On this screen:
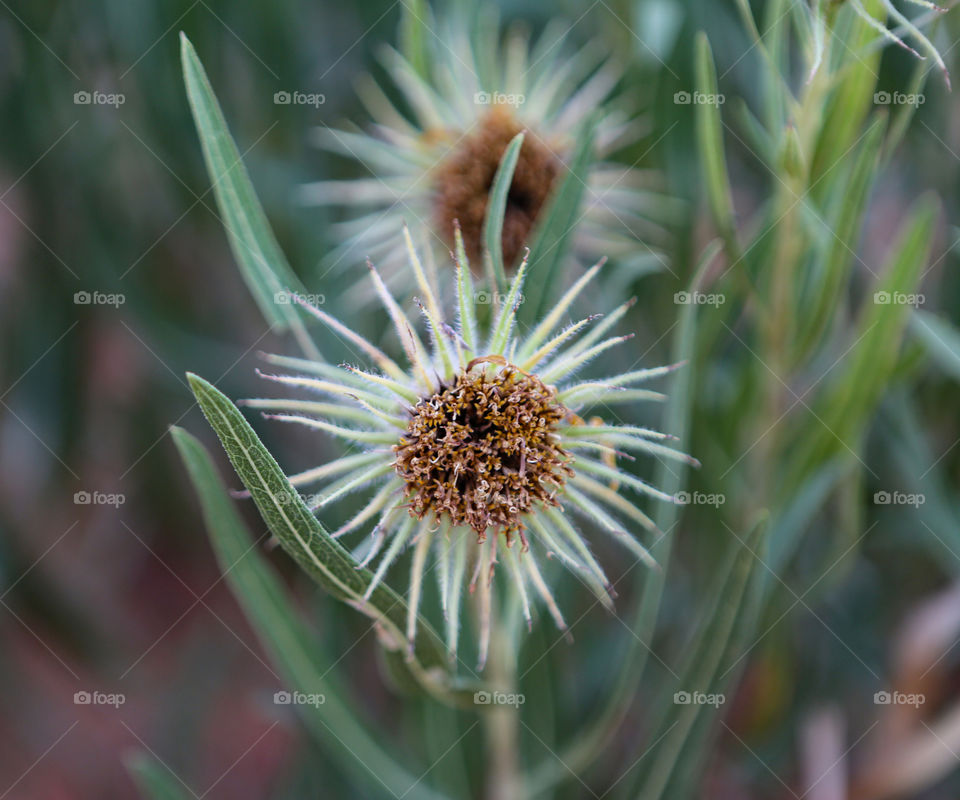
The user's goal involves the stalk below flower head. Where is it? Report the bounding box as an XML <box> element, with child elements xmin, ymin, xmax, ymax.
<box><xmin>300</xmin><ymin>6</ymin><xmax>675</xmax><ymax>304</ymax></box>
<box><xmin>242</xmin><ymin>228</ymin><xmax>696</xmax><ymax>668</ymax></box>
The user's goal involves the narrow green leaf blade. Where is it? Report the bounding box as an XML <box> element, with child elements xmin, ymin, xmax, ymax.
<box><xmin>183</xmin><ymin>372</ymin><xmax>482</xmax><ymax>705</ymax></box>
<box><xmin>881</xmin><ymin>397</ymin><xmax>960</xmax><ymax>566</ymax></box>
<box><xmin>767</xmin><ymin>459</ymin><xmax>852</xmax><ymax>573</ymax></box>
<box><xmin>808</xmin><ymin>1</ymin><xmax>882</xmax><ymax>197</ymax></box>
<box><xmin>170</xmin><ymin>426</ymin><xmax>451</xmax><ymax>800</ymax></box>
<box><xmin>911</xmin><ymin>310</ymin><xmax>960</xmax><ymax>382</ymax></box>
<box><xmin>635</xmin><ymin>516</ymin><xmax>768</xmax><ymax>800</ymax></box>
<box><xmin>795</xmin><ymin>115</ymin><xmax>885</xmax><ymax>358</ymax></box>
<box><xmin>659</xmin><ymin>519</ymin><xmax>769</xmax><ymax>799</ymax></box>
<box><xmin>788</xmin><ymin>195</ymin><xmax>937</xmax><ymax>485</ymax></box>
<box><xmin>180</xmin><ymin>33</ymin><xmax>315</xmax><ymax>353</ymax></box>
<box><xmin>399</xmin><ymin>0</ymin><xmax>430</xmax><ymax>79</ymax></box>
<box><xmin>521</xmin><ymin>113</ymin><xmax>598</xmax><ymax>321</ymax></box>
<box><xmin>483</xmin><ymin>132</ymin><xmax>524</xmax><ymax>294</ymax></box>
<box><xmin>126</xmin><ymin>754</ymin><xmax>192</xmax><ymax>800</ymax></box>
<box><xmin>695</xmin><ymin>33</ymin><xmax>739</xmax><ymax>262</ymax></box>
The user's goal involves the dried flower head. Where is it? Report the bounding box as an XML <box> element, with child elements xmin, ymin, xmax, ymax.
<box><xmin>395</xmin><ymin>359</ymin><xmax>572</xmax><ymax>536</ymax></box>
<box><xmin>431</xmin><ymin>107</ymin><xmax>560</xmax><ymax>269</ymax></box>
<box><xmin>244</xmin><ymin>229</ymin><xmax>695</xmax><ymax>667</ymax></box>
<box><xmin>300</xmin><ymin>9</ymin><xmax>673</xmax><ymax>303</ymax></box>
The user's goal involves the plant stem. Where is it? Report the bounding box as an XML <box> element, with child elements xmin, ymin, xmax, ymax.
<box><xmin>484</xmin><ymin>614</ymin><xmax>522</xmax><ymax>800</ymax></box>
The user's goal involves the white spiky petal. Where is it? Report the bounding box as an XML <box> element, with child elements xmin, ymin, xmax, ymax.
<box><xmin>252</xmin><ymin>235</ymin><xmax>696</xmax><ymax>669</ymax></box>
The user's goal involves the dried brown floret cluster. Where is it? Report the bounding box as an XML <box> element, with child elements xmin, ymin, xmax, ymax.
<box><xmin>394</xmin><ymin>360</ymin><xmax>573</xmax><ymax>540</ymax></box>
<box><xmin>431</xmin><ymin>107</ymin><xmax>560</xmax><ymax>269</ymax></box>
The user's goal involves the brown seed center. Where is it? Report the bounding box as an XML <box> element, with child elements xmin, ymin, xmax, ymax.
<box><xmin>431</xmin><ymin>107</ymin><xmax>560</xmax><ymax>270</ymax></box>
<box><xmin>394</xmin><ymin>363</ymin><xmax>572</xmax><ymax>538</ymax></box>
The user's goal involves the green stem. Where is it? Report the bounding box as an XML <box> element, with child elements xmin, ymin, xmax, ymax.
<box><xmin>757</xmin><ymin>62</ymin><xmax>828</xmax><ymax>501</ymax></box>
<box><xmin>484</xmin><ymin>615</ymin><xmax>522</xmax><ymax>800</ymax></box>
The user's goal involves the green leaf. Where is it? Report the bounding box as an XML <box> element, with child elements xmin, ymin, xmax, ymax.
<box><xmin>881</xmin><ymin>397</ymin><xmax>960</xmax><ymax>567</ymax></box>
<box><xmin>634</xmin><ymin>515</ymin><xmax>769</xmax><ymax>800</ymax></box>
<box><xmin>767</xmin><ymin>458</ymin><xmax>852</xmax><ymax>573</ymax></box>
<box><xmin>180</xmin><ymin>34</ymin><xmax>318</xmax><ymax>357</ymax></box>
<box><xmin>183</xmin><ymin>373</ymin><xmax>484</xmax><ymax>707</ymax></box>
<box><xmin>399</xmin><ymin>0</ymin><xmax>430</xmax><ymax>79</ymax></box>
<box><xmin>911</xmin><ymin>310</ymin><xmax>960</xmax><ymax>382</ymax></box>
<box><xmin>658</xmin><ymin>519</ymin><xmax>769</xmax><ymax>800</ymax></box>
<box><xmin>730</xmin><ymin>0</ymin><xmax>792</xmax><ymax>135</ymax></box>
<box><xmin>521</xmin><ymin>112</ymin><xmax>598</xmax><ymax>322</ymax></box>
<box><xmin>695</xmin><ymin>33</ymin><xmax>739</xmax><ymax>263</ymax></box>
<box><xmin>483</xmin><ymin>131</ymin><xmax>524</xmax><ymax>294</ymax></box>
<box><xmin>884</xmin><ymin>59</ymin><xmax>931</xmax><ymax>162</ymax></box>
<box><xmin>760</xmin><ymin>0</ymin><xmax>791</xmax><ymax>132</ymax></box>
<box><xmin>734</xmin><ymin>99</ymin><xmax>775</xmax><ymax>167</ymax></box>
<box><xmin>126</xmin><ymin>754</ymin><xmax>192</xmax><ymax>800</ymax></box>
<box><xmin>808</xmin><ymin>0</ymin><xmax>882</xmax><ymax>198</ymax></box>
<box><xmin>171</xmin><ymin>426</ymin><xmax>451</xmax><ymax>800</ymax></box>
<box><xmin>795</xmin><ymin>115</ymin><xmax>885</xmax><ymax>359</ymax></box>
<box><xmin>787</xmin><ymin>195</ymin><xmax>938</xmax><ymax>487</ymax></box>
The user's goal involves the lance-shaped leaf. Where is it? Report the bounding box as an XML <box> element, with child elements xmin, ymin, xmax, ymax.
<box><xmin>399</xmin><ymin>0</ymin><xmax>430</xmax><ymax>80</ymax></box>
<box><xmin>171</xmin><ymin>426</ymin><xmax>452</xmax><ymax>800</ymax></box>
<box><xmin>911</xmin><ymin>310</ymin><xmax>960</xmax><ymax>383</ymax></box>
<box><xmin>880</xmin><ymin>397</ymin><xmax>960</xmax><ymax>569</ymax></box>
<box><xmin>521</xmin><ymin>112</ymin><xmax>598</xmax><ymax>321</ymax></box>
<box><xmin>184</xmin><ymin>372</ymin><xmax>484</xmax><ymax>707</ymax></box>
<box><xmin>657</xmin><ymin>519</ymin><xmax>769</xmax><ymax>800</ymax></box>
<box><xmin>795</xmin><ymin>115</ymin><xmax>885</xmax><ymax>360</ymax></box>
<box><xmin>126</xmin><ymin>754</ymin><xmax>192</xmax><ymax>800</ymax></box>
<box><xmin>633</xmin><ymin>515</ymin><xmax>768</xmax><ymax>800</ymax></box>
<box><xmin>180</xmin><ymin>34</ymin><xmax>317</xmax><ymax>357</ymax></box>
<box><xmin>483</xmin><ymin>131</ymin><xmax>524</xmax><ymax>293</ymax></box>
<box><xmin>807</xmin><ymin>0</ymin><xmax>882</xmax><ymax>200</ymax></box>
<box><xmin>786</xmin><ymin>195</ymin><xmax>937</xmax><ymax>487</ymax></box>
<box><xmin>695</xmin><ymin>33</ymin><xmax>739</xmax><ymax>263</ymax></box>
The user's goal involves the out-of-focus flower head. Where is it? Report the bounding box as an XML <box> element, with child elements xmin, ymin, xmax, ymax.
<box><xmin>301</xmin><ymin>5</ymin><xmax>675</xmax><ymax>304</ymax></box>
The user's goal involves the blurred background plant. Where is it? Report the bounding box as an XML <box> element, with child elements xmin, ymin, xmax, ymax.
<box><xmin>4</xmin><ymin>0</ymin><xmax>960</xmax><ymax>798</ymax></box>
